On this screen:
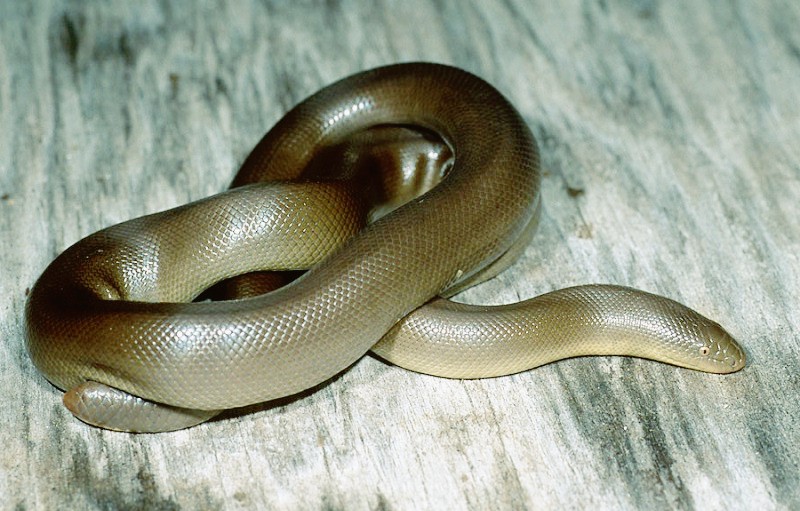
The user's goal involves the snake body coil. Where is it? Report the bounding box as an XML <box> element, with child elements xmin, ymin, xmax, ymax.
<box><xmin>25</xmin><ymin>64</ymin><xmax>745</xmax><ymax>432</ymax></box>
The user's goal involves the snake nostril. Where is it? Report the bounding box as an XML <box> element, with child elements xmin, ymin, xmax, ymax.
<box><xmin>700</xmin><ymin>346</ymin><xmax>710</xmax><ymax>356</ymax></box>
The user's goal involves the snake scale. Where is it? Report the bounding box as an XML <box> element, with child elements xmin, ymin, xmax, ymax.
<box><xmin>25</xmin><ymin>63</ymin><xmax>745</xmax><ymax>432</ymax></box>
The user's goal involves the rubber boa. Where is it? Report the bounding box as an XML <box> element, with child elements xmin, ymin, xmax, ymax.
<box><xmin>25</xmin><ymin>63</ymin><xmax>745</xmax><ymax>432</ymax></box>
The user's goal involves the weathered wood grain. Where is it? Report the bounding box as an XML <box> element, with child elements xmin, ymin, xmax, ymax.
<box><xmin>2</xmin><ymin>1</ymin><xmax>799</xmax><ymax>509</ymax></box>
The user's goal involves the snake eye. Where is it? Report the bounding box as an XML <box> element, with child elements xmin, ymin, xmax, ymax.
<box><xmin>699</xmin><ymin>346</ymin><xmax>711</xmax><ymax>356</ymax></box>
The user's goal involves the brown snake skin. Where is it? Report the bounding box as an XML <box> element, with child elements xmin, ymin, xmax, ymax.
<box><xmin>25</xmin><ymin>63</ymin><xmax>745</xmax><ymax>432</ymax></box>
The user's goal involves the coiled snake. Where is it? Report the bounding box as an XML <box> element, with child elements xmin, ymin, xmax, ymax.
<box><xmin>25</xmin><ymin>63</ymin><xmax>745</xmax><ymax>432</ymax></box>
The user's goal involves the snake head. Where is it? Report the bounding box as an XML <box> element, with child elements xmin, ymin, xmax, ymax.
<box><xmin>694</xmin><ymin>322</ymin><xmax>746</xmax><ymax>373</ymax></box>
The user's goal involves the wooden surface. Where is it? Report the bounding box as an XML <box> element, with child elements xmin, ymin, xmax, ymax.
<box><xmin>2</xmin><ymin>1</ymin><xmax>799</xmax><ymax>509</ymax></box>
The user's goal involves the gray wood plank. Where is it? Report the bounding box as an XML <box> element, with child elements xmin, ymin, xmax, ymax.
<box><xmin>2</xmin><ymin>1</ymin><xmax>798</xmax><ymax>509</ymax></box>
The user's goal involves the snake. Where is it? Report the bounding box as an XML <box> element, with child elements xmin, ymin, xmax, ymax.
<box><xmin>24</xmin><ymin>63</ymin><xmax>746</xmax><ymax>433</ymax></box>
